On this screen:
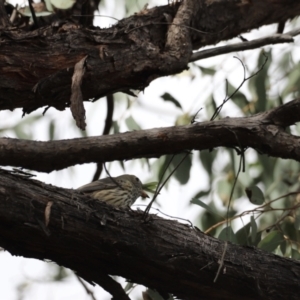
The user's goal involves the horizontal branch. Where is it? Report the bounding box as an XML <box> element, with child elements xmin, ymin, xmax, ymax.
<box><xmin>1</xmin><ymin>98</ymin><xmax>300</xmax><ymax>173</ymax></box>
<box><xmin>0</xmin><ymin>169</ymin><xmax>300</xmax><ymax>299</ymax></box>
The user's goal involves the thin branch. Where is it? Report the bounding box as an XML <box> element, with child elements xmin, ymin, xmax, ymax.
<box><xmin>210</xmin><ymin>54</ymin><xmax>268</xmax><ymax>120</ymax></box>
<box><xmin>143</xmin><ymin>154</ymin><xmax>175</xmax><ymax>216</ymax></box>
<box><xmin>190</xmin><ymin>28</ymin><xmax>300</xmax><ymax>63</ymax></box>
<box><xmin>92</xmin><ymin>94</ymin><xmax>114</xmax><ymax>181</ymax></box>
<box><xmin>90</xmin><ymin>272</ymin><xmax>130</xmax><ymax>300</ymax></box>
<box><xmin>204</xmin><ymin>191</ymin><xmax>300</xmax><ymax>235</ymax></box>
<box><xmin>76</xmin><ymin>275</ymin><xmax>97</xmax><ymax>300</ymax></box>
<box><xmin>28</xmin><ymin>0</ymin><xmax>38</xmax><ymax>28</ymax></box>
<box><xmin>144</xmin><ymin>152</ymin><xmax>190</xmax><ymax>216</ymax></box>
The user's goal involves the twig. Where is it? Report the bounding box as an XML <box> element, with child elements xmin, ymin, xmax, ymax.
<box><xmin>135</xmin><ymin>204</ymin><xmax>193</xmax><ymax>228</ymax></box>
<box><xmin>214</xmin><ymin>242</ymin><xmax>227</xmax><ymax>283</ymax></box>
<box><xmin>72</xmin><ymin>14</ymin><xmax>119</xmax><ymax>21</ymax></box>
<box><xmin>190</xmin><ymin>31</ymin><xmax>300</xmax><ymax>63</ymax></box>
<box><xmin>76</xmin><ymin>275</ymin><xmax>97</xmax><ymax>300</ymax></box>
<box><xmin>144</xmin><ymin>152</ymin><xmax>190</xmax><ymax>217</ymax></box>
<box><xmin>204</xmin><ymin>191</ymin><xmax>300</xmax><ymax>235</ymax></box>
<box><xmin>143</xmin><ymin>155</ymin><xmax>175</xmax><ymax>216</ymax></box>
<box><xmin>103</xmin><ymin>163</ymin><xmax>124</xmax><ymax>190</ymax></box>
<box><xmin>210</xmin><ymin>54</ymin><xmax>268</xmax><ymax>121</ymax></box>
<box><xmin>92</xmin><ymin>94</ymin><xmax>114</xmax><ymax>181</ymax></box>
<box><xmin>28</xmin><ymin>0</ymin><xmax>38</xmax><ymax>28</ymax></box>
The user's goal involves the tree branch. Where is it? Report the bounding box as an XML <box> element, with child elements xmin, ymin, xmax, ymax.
<box><xmin>0</xmin><ymin>169</ymin><xmax>299</xmax><ymax>300</ymax></box>
<box><xmin>1</xmin><ymin>98</ymin><xmax>300</xmax><ymax>173</ymax></box>
<box><xmin>1</xmin><ymin>0</ymin><xmax>300</xmax><ymax>113</ymax></box>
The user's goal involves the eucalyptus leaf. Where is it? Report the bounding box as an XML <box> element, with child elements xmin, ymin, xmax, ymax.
<box><xmin>50</xmin><ymin>0</ymin><xmax>76</xmax><ymax>10</ymax></box>
<box><xmin>245</xmin><ymin>186</ymin><xmax>265</xmax><ymax>205</ymax></box>
<box><xmin>291</xmin><ymin>249</ymin><xmax>300</xmax><ymax>260</ymax></box>
<box><xmin>250</xmin><ymin>216</ymin><xmax>257</xmax><ymax>243</ymax></box>
<box><xmin>142</xmin><ymin>182</ymin><xmax>158</xmax><ymax>193</ymax></box>
<box><xmin>294</xmin><ymin>209</ymin><xmax>300</xmax><ymax>230</ymax></box>
<box><xmin>198</xmin><ymin>66</ymin><xmax>216</xmax><ymax>76</ymax></box>
<box><xmin>125</xmin><ymin>115</ymin><xmax>141</xmax><ymax>131</ymax></box>
<box><xmin>258</xmin><ymin>231</ymin><xmax>284</xmax><ymax>252</ymax></box>
<box><xmin>236</xmin><ymin>222</ymin><xmax>251</xmax><ymax>245</ymax></box>
<box><xmin>191</xmin><ymin>198</ymin><xmax>223</xmax><ymax>218</ymax></box>
<box><xmin>160</xmin><ymin>92</ymin><xmax>182</xmax><ymax>109</ymax></box>
<box><xmin>218</xmin><ymin>226</ymin><xmax>237</xmax><ymax>243</ymax></box>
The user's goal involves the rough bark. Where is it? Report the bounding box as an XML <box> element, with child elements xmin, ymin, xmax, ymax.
<box><xmin>0</xmin><ymin>169</ymin><xmax>299</xmax><ymax>300</ymax></box>
<box><xmin>0</xmin><ymin>0</ymin><xmax>300</xmax><ymax>114</ymax></box>
<box><xmin>1</xmin><ymin>98</ymin><xmax>300</xmax><ymax>173</ymax></box>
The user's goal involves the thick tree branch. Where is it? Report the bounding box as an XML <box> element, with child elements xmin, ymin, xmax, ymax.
<box><xmin>1</xmin><ymin>98</ymin><xmax>300</xmax><ymax>173</ymax></box>
<box><xmin>0</xmin><ymin>169</ymin><xmax>299</xmax><ymax>300</ymax></box>
<box><xmin>1</xmin><ymin>0</ymin><xmax>300</xmax><ymax>114</ymax></box>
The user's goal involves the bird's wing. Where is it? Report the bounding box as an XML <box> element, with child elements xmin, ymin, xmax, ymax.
<box><xmin>77</xmin><ymin>178</ymin><xmax>117</xmax><ymax>193</ymax></box>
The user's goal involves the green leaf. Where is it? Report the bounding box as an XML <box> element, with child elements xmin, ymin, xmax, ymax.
<box><xmin>49</xmin><ymin>120</ymin><xmax>55</xmax><ymax>140</ymax></box>
<box><xmin>250</xmin><ymin>216</ymin><xmax>257</xmax><ymax>243</ymax></box>
<box><xmin>142</xmin><ymin>181</ymin><xmax>158</xmax><ymax>193</ymax></box>
<box><xmin>175</xmin><ymin>113</ymin><xmax>190</xmax><ymax>125</ymax></box>
<box><xmin>112</xmin><ymin>121</ymin><xmax>120</xmax><ymax>133</ymax></box>
<box><xmin>245</xmin><ymin>186</ymin><xmax>265</xmax><ymax>205</ymax></box>
<box><xmin>205</xmin><ymin>95</ymin><xmax>217</xmax><ymax>119</ymax></box>
<box><xmin>294</xmin><ymin>209</ymin><xmax>300</xmax><ymax>230</ymax></box>
<box><xmin>124</xmin><ymin>282</ymin><xmax>134</xmax><ymax>293</ymax></box>
<box><xmin>125</xmin><ymin>116</ymin><xmax>141</xmax><ymax>131</ymax></box>
<box><xmin>146</xmin><ymin>289</ymin><xmax>170</xmax><ymax>300</ymax></box>
<box><xmin>199</xmin><ymin>149</ymin><xmax>217</xmax><ymax>177</ymax></box>
<box><xmin>248</xmin><ymin>50</ymin><xmax>272</xmax><ymax>112</ymax></box>
<box><xmin>191</xmin><ymin>198</ymin><xmax>224</xmax><ymax>218</ymax></box>
<box><xmin>280</xmin><ymin>240</ymin><xmax>287</xmax><ymax>256</ymax></box>
<box><xmin>44</xmin><ymin>0</ymin><xmax>54</xmax><ymax>12</ymax></box>
<box><xmin>160</xmin><ymin>92</ymin><xmax>182</xmax><ymax>109</ymax></box>
<box><xmin>172</xmin><ymin>153</ymin><xmax>191</xmax><ymax>184</ymax></box>
<box><xmin>258</xmin><ymin>156</ymin><xmax>276</xmax><ymax>186</ymax></box>
<box><xmin>282</xmin><ymin>62</ymin><xmax>300</xmax><ymax>98</ymax></box>
<box><xmin>198</xmin><ymin>66</ymin><xmax>216</xmax><ymax>76</ymax></box>
<box><xmin>291</xmin><ymin>249</ymin><xmax>300</xmax><ymax>260</ymax></box>
<box><xmin>192</xmin><ymin>189</ymin><xmax>210</xmax><ymax>199</ymax></box>
<box><xmin>226</xmin><ymin>81</ymin><xmax>249</xmax><ymax>111</ymax></box>
<box><xmin>236</xmin><ymin>222</ymin><xmax>251</xmax><ymax>245</ymax></box>
<box><xmin>258</xmin><ymin>231</ymin><xmax>284</xmax><ymax>252</ymax></box>
<box><xmin>218</xmin><ymin>226</ymin><xmax>237</xmax><ymax>243</ymax></box>
<box><xmin>50</xmin><ymin>0</ymin><xmax>76</xmax><ymax>10</ymax></box>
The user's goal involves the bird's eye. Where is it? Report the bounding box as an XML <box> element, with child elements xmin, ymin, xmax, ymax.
<box><xmin>135</xmin><ymin>177</ymin><xmax>139</xmax><ymax>182</ymax></box>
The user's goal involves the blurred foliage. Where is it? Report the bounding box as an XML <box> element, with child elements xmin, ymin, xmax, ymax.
<box><xmin>191</xmin><ymin>47</ymin><xmax>300</xmax><ymax>260</ymax></box>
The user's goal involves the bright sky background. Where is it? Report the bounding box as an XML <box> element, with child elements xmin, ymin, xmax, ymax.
<box><xmin>1</xmin><ymin>0</ymin><xmax>300</xmax><ymax>299</ymax></box>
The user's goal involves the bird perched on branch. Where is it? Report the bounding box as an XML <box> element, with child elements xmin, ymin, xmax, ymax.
<box><xmin>77</xmin><ymin>174</ymin><xmax>149</xmax><ymax>208</ymax></box>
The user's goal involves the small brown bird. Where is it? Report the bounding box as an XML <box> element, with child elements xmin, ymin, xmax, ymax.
<box><xmin>77</xmin><ymin>174</ymin><xmax>149</xmax><ymax>208</ymax></box>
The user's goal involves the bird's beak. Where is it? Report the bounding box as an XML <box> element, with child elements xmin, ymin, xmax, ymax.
<box><xmin>141</xmin><ymin>190</ymin><xmax>149</xmax><ymax>199</ymax></box>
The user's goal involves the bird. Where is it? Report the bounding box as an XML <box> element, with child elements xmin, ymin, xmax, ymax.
<box><xmin>77</xmin><ymin>174</ymin><xmax>149</xmax><ymax>208</ymax></box>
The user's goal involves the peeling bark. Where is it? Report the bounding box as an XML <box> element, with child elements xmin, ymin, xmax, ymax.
<box><xmin>0</xmin><ymin>0</ymin><xmax>300</xmax><ymax>114</ymax></box>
